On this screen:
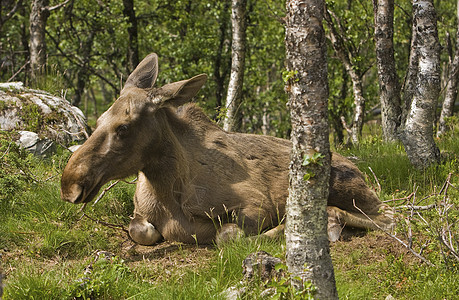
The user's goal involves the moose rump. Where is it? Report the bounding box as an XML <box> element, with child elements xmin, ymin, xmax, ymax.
<box><xmin>60</xmin><ymin>53</ymin><xmax>394</xmax><ymax>245</ymax></box>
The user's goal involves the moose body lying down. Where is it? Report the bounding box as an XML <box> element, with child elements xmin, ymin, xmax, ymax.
<box><xmin>61</xmin><ymin>53</ymin><xmax>394</xmax><ymax>245</ymax></box>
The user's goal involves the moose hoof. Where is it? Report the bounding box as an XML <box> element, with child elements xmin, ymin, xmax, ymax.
<box><xmin>327</xmin><ymin>224</ymin><xmax>342</xmax><ymax>242</ymax></box>
<box><xmin>216</xmin><ymin>223</ymin><xmax>245</xmax><ymax>247</ymax></box>
<box><xmin>129</xmin><ymin>217</ymin><xmax>162</xmax><ymax>245</ymax></box>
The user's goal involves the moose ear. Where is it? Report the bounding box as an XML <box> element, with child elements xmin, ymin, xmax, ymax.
<box><xmin>122</xmin><ymin>53</ymin><xmax>159</xmax><ymax>91</ymax></box>
<box><xmin>159</xmin><ymin>74</ymin><xmax>207</xmax><ymax>107</ymax></box>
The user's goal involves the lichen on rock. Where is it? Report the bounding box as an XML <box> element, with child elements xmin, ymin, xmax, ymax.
<box><xmin>0</xmin><ymin>82</ymin><xmax>89</xmax><ymax>147</ymax></box>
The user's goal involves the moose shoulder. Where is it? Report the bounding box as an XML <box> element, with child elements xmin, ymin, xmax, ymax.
<box><xmin>60</xmin><ymin>53</ymin><xmax>394</xmax><ymax>245</ymax></box>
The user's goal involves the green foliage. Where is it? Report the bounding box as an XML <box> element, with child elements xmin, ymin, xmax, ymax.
<box><xmin>67</xmin><ymin>254</ymin><xmax>132</xmax><ymax>299</ymax></box>
<box><xmin>282</xmin><ymin>70</ymin><xmax>299</xmax><ymax>83</ymax></box>
<box><xmin>0</xmin><ymin>131</ymin><xmax>33</xmax><ymax>206</ymax></box>
<box><xmin>268</xmin><ymin>263</ymin><xmax>315</xmax><ymax>300</ymax></box>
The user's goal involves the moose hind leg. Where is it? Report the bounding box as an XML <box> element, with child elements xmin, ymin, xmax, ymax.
<box><xmin>327</xmin><ymin>205</ymin><xmax>395</xmax><ymax>241</ymax></box>
<box><xmin>129</xmin><ymin>215</ymin><xmax>162</xmax><ymax>245</ymax></box>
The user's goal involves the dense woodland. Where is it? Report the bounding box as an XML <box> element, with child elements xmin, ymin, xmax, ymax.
<box><xmin>0</xmin><ymin>0</ymin><xmax>458</xmax><ymax>162</ymax></box>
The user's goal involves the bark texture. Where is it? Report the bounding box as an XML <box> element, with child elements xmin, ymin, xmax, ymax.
<box><xmin>29</xmin><ymin>0</ymin><xmax>50</xmax><ymax>80</ymax></box>
<box><xmin>223</xmin><ymin>0</ymin><xmax>247</xmax><ymax>132</ymax></box>
<box><xmin>324</xmin><ymin>8</ymin><xmax>366</xmax><ymax>145</ymax></box>
<box><xmin>401</xmin><ymin>0</ymin><xmax>441</xmax><ymax>168</ymax></box>
<box><xmin>122</xmin><ymin>0</ymin><xmax>139</xmax><ymax>73</ymax></box>
<box><xmin>373</xmin><ymin>0</ymin><xmax>402</xmax><ymax>141</ymax></box>
<box><xmin>437</xmin><ymin>0</ymin><xmax>459</xmax><ymax>137</ymax></box>
<box><xmin>285</xmin><ymin>1</ymin><xmax>337</xmax><ymax>298</ymax></box>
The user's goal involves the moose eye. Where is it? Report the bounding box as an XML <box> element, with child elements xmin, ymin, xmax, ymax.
<box><xmin>116</xmin><ymin>124</ymin><xmax>130</xmax><ymax>138</ymax></box>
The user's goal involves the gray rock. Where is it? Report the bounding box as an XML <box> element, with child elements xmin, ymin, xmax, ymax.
<box><xmin>17</xmin><ymin>131</ymin><xmax>56</xmax><ymax>157</ymax></box>
<box><xmin>0</xmin><ymin>82</ymin><xmax>89</xmax><ymax>147</ymax></box>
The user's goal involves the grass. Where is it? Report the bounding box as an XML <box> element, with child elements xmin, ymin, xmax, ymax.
<box><xmin>1</xmin><ymin>126</ymin><xmax>459</xmax><ymax>299</ymax></box>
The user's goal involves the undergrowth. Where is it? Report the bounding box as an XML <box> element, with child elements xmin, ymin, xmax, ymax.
<box><xmin>1</xmin><ymin>127</ymin><xmax>458</xmax><ymax>299</ymax></box>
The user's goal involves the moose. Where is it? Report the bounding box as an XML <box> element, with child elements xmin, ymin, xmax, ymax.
<box><xmin>61</xmin><ymin>53</ymin><xmax>394</xmax><ymax>245</ymax></box>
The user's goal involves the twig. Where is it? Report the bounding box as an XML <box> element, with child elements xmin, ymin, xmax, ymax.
<box><xmin>396</xmin><ymin>204</ymin><xmax>436</xmax><ymax>211</ymax></box>
<box><xmin>92</xmin><ymin>177</ymin><xmax>137</xmax><ymax>206</ymax></box>
<box><xmin>368</xmin><ymin>166</ymin><xmax>381</xmax><ymax>193</ymax></box>
<box><xmin>352</xmin><ymin>200</ymin><xmax>435</xmax><ymax>267</ymax></box>
<box><xmin>81</xmin><ymin>212</ymin><xmax>130</xmax><ymax>236</ymax></box>
<box><xmin>93</xmin><ymin>180</ymin><xmax>120</xmax><ymax>206</ymax></box>
<box><xmin>7</xmin><ymin>60</ymin><xmax>29</xmax><ymax>82</ymax></box>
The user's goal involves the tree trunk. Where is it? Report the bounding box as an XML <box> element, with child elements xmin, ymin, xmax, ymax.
<box><xmin>29</xmin><ymin>0</ymin><xmax>50</xmax><ymax>80</ymax></box>
<box><xmin>324</xmin><ymin>8</ymin><xmax>366</xmax><ymax>145</ymax></box>
<box><xmin>285</xmin><ymin>0</ymin><xmax>338</xmax><ymax>298</ymax></box>
<box><xmin>223</xmin><ymin>0</ymin><xmax>247</xmax><ymax>132</ymax></box>
<box><xmin>402</xmin><ymin>10</ymin><xmax>420</xmax><ymax>125</ymax></box>
<box><xmin>213</xmin><ymin>0</ymin><xmax>231</xmax><ymax>111</ymax></box>
<box><xmin>122</xmin><ymin>0</ymin><xmax>139</xmax><ymax>73</ymax></box>
<box><xmin>73</xmin><ymin>31</ymin><xmax>95</xmax><ymax>107</ymax></box>
<box><xmin>401</xmin><ymin>0</ymin><xmax>441</xmax><ymax>168</ymax></box>
<box><xmin>437</xmin><ymin>0</ymin><xmax>459</xmax><ymax>137</ymax></box>
<box><xmin>373</xmin><ymin>0</ymin><xmax>402</xmax><ymax>141</ymax></box>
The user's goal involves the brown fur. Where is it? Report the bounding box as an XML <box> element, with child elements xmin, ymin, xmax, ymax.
<box><xmin>61</xmin><ymin>53</ymin><xmax>393</xmax><ymax>245</ymax></box>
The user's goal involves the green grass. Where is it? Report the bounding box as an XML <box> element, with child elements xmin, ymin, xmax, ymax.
<box><xmin>1</xmin><ymin>127</ymin><xmax>459</xmax><ymax>299</ymax></box>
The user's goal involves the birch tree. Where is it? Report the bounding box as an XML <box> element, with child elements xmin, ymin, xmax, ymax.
<box><xmin>437</xmin><ymin>0</ymin><xmax>459</xmax><ymax>137</ymax></box>
<box><xmin>285</xmin><ymin>0</ymin><xmax>338</xmax><ymax>298</ymax></box>
<box><xmin>401</xmin><ymin>0</ymin><xmax>441</xmax><ymax>168</ymax></box>
<box><xmin>324</xmin><ymin>6</ymin><xmax>367</xmax><ymax>145</ymax></box>
<box><xmin>29</xmin><ymin>0</ymin><xmax>69</xmax><ymax>80</ymax></box>
<box><xmin>373</xmin><ymin>0</ymin><xmax>402</xmax><ymax>141</ymax></box>
<box><xmin>223</xmin><ymin>0</ymin><xmax>247</xmax><ymax>132</ymax></box>
<box><xmin>29</xmin><ymin>0</ymin><xmax>50</xmax><ymax>80</ymax></box>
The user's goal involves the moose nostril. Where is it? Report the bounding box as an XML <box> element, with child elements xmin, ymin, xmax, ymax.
<box><xmin>62</xmin><ymin>184</ymin><xmax>84</xmax><ymax>203</ymax></box>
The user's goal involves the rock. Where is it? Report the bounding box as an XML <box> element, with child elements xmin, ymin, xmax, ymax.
<box><xmin>0</xmin><ymin>82</ymin><xmax>89</xmax><ymax>149</ymax></box>
<box><xmin>242</xmin><ymin>251</ymin><xmax>284</xmax><ymax>282</ymax></box>
<box><xmin>221</xmin><ymin>285</ymin><xmax>246</xmax><ymax>300</ymax></box>
<box><xmin>17</xmin><ymin>131</ymin><xmax>56</xmax><ymax>157</ymax></box>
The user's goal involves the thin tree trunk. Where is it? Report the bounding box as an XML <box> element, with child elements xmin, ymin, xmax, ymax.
<box><xmin>29</xmin><ymin>0</ymin><xmax>69</xmax><ymax>81</ymax></box>
<box><xmin>402</xmin><ymin>13</ymin><xmax>420</xmax><ymax>125</ymax></box>
<box><xmin>285</xmin><ymin>0</ymin><xmax>337</xmax><ymax>298</ymax></box>
<box><xmin>437</xmin><ymin>0</ymin><xmax>459</xmax><ymax>137</ymax></box>
<box><xmin>401</xmin><ymin>0</ymin><xmax>441</xmax><ymax>168</ymax></box>
<box><xmin>223</xmin><ymin>0</ymin><xmax>247</xmax><ymax>132</ymax></box>
<box><xmin>123</xmin><ymin>0</ymin><xmax>139</xmax><ymax>73</ymax></box>
<box><xmin>213</xmin><ymin>0</ymin><xmax>231</xmax><ymax>111</ymax></box>
<box><xmin>73</xmin><ymin>31</ymin><xmax>95</xmax><ymax>107</ymax></box>
<box><xmin>324</xmin><ymin>8</ymin><xmax>366</xmax><ymax>144</ymax></box>
<box><xmin>373</xmin><ymin>0</ymin><xmax>402</xmax><ymax>141</ymax></box>
<box><xmin>29</xmin><ymin>0</ymin><xmax>50</xmax><ymax>80</ymax></box>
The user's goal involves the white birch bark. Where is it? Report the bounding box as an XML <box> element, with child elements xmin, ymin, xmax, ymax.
<box><xmin>373</xmin><ymin>0</ymin><xmax>402</xmax><ymax>141</ymax></box>
<box><xmin>223</xmin><ymin>0</ymin><xmax>247</xmax><ymax>132</ymax></box>
<box><xmin>401</xmin><ymin>0</ymin><xmax>441</xmax><ymax>168</ymax></box>
<box><xmin>437</xmin><ymin>0</ymin><xmax>459</xmax><ymax>138</ymax></box>
<box><xmin>285</xmin><ymin>0</ymin><xmax>338</xmax><ymax>298</ymax></box>
<box><xmin>29</xmin><ymin>0</ymin><xmax>50</xmax><ymax>80</ymax></box>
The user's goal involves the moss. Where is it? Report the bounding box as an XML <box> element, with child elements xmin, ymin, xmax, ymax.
<box><xmin>20</xmin><ymin>102</ymin><xmax>43</xmax><ymax>133</ymax></box>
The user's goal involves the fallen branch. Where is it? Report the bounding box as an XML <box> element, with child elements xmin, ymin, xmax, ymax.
<box><xmin>395</xmin><ymin>204</ymin><xmax>436</xmax><ymax>211</ymax></box>
<box><xmin>81</xmin><ymin>212</ymin><xmax>130</xmax><ymax>236</ymax></box>
<box><xmin>352</xmin><ymin>200</ymin><xmax>435</xmax><ymax>267</ymax></box>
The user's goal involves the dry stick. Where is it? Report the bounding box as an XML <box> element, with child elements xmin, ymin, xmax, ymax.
<box><xmin>368</xmin><ymin>166</ymin><xmax>381</xmax><ymax>193</ymax></box>
<box><xmin>92</xmin><ymin>177</ymin><xmax>137</xmax><ymax>206</ymax></box>
<box><xmin>352</xmin><ymin>200</ymin><xmax>435</xmax><ymax>267</ymax></box>
<box><xmin>77</xmin><ymin>178</ymin><xmax>138</xmax><ymax>240</ymax></box>
<box><xmin>383</xmin><ymin>191</ymin><xmax>415</xmax><ymax>204</ymax></box>
<box><xmin>81</xmin><ymin>212</ymin><xmax>130</xmax><ymax>236</ymax></box>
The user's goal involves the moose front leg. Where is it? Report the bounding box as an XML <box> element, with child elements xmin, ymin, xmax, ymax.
<box><xmin>129</xmin><ymin>214</ymin><xmax>162</xmax><ymax>245</ymax></box>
